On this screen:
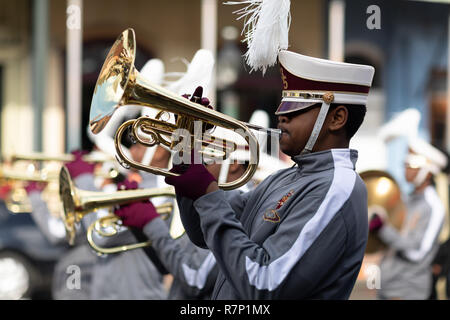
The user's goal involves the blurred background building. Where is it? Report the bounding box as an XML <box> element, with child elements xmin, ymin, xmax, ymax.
<box><xmin>1</xmin><ymin>0</ymin><xmax>450</xmax><ymax>299</ymax></box>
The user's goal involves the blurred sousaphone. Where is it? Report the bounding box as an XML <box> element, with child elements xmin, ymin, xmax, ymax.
<box><xmin>360</xmin><ymin>170</ymin><xmax>406</xmax><ymax>253</ymax></box>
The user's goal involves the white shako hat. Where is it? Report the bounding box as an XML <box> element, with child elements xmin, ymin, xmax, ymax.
<box><xmin>406</xmin><ymin>137</ymin><xmax>448</xmax><ymax>186</ymax></box>
<box><xmin>276</xmin><ymin>51</ymin><xmax>375</xmax><ymax>114</ymax></box>
<box><xmin>275</xmin><ymin>50</ymin><xmax>375</xmax><ymax>154</ymax></box>
<box><xmin>378</xmin><ymin>108</ymin><xmax>421</xmax><ymax>143</ymax></box>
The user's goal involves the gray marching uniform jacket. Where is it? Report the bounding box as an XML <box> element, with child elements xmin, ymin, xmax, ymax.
<box><xmin>27</xmin><ymin>174</ymin><xmax>99</xmax><ymax>299</ymax></box>
<box><xmin>378</xmin><ymin>185</ymin><xmax>445</xmax><ymax>300</ymax></box>
<box><xmin>178</xmin><ymin>149</ymin><xmax>368</xmax><ymax>299</ymax></box>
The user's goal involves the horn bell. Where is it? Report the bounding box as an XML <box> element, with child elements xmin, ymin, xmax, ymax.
<box><xmin>360</xmin><ymin>170</ymin><xmax>406</xmax><ymax>254</ymax></box>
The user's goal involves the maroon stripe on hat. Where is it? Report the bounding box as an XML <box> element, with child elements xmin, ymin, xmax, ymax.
<box><xmin>280</xmin><ymin>65</ymin><xmax>370</xmax><ymax>94</ymax></box>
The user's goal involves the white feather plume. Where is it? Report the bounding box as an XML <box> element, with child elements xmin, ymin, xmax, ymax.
<box><xmin>225</xmin><ymin>0</ymin><xmax>291</xmax><ymax>74</ymax></box>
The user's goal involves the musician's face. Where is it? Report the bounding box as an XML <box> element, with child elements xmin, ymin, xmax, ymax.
<box><xmin>404</xmin><ymin>165</ymin><xmax>419</xmax><ymax>183</ymax></box>
<box><xmin>277</xmin><ymin>105</ymin><xmax>321</xmax><ymax>157</ymax></box>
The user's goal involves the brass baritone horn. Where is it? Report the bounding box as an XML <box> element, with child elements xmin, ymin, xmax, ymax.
<box><xmin>360</xmin><ymin>170</ymin><xmax>406</xmax><ymax>254</ymax></box>
<box><xmin>10</xmin><ymin>151</ymin><xmax>120</xmax><ymax>181</ymax></box>
<box><xmin>88</xmin><ymin>28</ymin><xmax>275</xmax><ymax>190</ymax></box>
<box><xmin>59</xmin><ymin>165</ymin><xmax>178</xmax><ymax>247</ymax></box>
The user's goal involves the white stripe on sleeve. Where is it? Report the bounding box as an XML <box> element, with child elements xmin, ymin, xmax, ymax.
<box><xmin>404</xmin><ymin>186</ymin><xmax>445</xmax><ymax>262</ymax></box>
<box><xmin>181</xmin><ymin>252</ymin><xmax>216</xmax><ymax>290</ymax></box>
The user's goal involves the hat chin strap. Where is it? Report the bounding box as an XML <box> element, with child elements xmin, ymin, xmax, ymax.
<box><xmin>301</xmin><ymin>101</ymin><xmax>331</xmax><ymax>155</ymax></box>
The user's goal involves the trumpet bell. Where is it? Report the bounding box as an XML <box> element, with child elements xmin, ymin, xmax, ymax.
<box><xmin>360</xmin><ymin>170</ymin><xmax>406</xmax><ymax>254</ymax></box>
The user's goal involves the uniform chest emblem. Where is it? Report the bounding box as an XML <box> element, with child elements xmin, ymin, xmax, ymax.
<box><xmin>263</xmin><ymin>190</ymin><xmax>295</xmax><ymax>223</ymax></box>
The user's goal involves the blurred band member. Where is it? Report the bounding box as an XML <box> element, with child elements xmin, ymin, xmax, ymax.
<box><xmin>87</xmin><ymin>144</ymin><xmax>168</xmax><ymax>300</ymax></box>
<box><xmin>371</xmin><ymin>138</ymin><xmax>447</xmax><ymax>300</ymax></box>
<box><xmin>51</xmin><ymin>149</ymin><xmax>99</xmax><ymax>300</ymax></box>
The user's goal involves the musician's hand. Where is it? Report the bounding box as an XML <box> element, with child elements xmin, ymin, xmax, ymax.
<box><xmin>65</xmin><ymin>150</ymin><xmax>96</xmax><ymax>179</ymax></box>
<box><xmin>432</xmin><ymin>264</ymin><xmax>442</xmax><ymax>276</ymax></box>
<box><xmin>165</xmin><ymin>151</ymin><xmax>217</xmax><ymax>201</ymax></box>
<box><xmin>114</xmin><ymin>179</ymin><xmax>159</xmax><ymax>229</ymax></box>
<box><xmin>369</xmin><ymin>213</ymin><xmax>384</xmax><ymax>233</ymax></box>
<box><xmin>182</xmin><ymin>86</ymin><xmax>213</xmax><ymax>109</ymax></box>
<box><xmin>24</xmin><ymin>181</ymin><xmax>47</xmax><ymax>195</ymax></box>
<box><xmin>182</xmin><ymin>86</ymin><xmax>214</xmax><ymax>131</ymax></box>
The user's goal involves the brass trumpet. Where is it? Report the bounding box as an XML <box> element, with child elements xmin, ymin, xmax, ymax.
<box><xmin>88</xmin><ymin>28</ymin><xmax>279</xmax><ymax>190</ymax></box>
<box><xmin>86</xmin><ymin>200</ymin><xmax>184</xmax><ymax>255</ymax></box>
<box><xmin>0</xmin><ymin>159</ymin><xmax>119</xmax><ymax>214</ymax></box>
<box><xmin>59</xmin><ymin>165</ymin><xmax>178</xmax><ymax>247</ymax></box>
<box><xmin>0</xmin><ymin>166</ymin><xmax>58</xmax><ymax>214</ymax></box>
<box><xmin>360</xmin><ymin>170</ymin><xmax>406</xmax><ymax>254</ymax></box>
<box><xmin>10</xmin><ymin>152</ymin><xmax>115</xmax><ymax>164</ymax></box>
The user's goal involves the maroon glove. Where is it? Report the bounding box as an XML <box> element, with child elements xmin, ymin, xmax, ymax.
<box><xmin>182</xmin><ymin>86</ymin><xmax>213</xmax><ymax>109</ymax></box>
<box><xmin>65</xmin><ymin>150</ymin><xmax>96</xmax><ymax>179</ymax></box>
<box><xmin>117</xmin><ymin>179</ymin><xmax>139</xmax><ymax>191</ymax></box>
<box><xmin>0</xmin><ymin>184</ymin><xmax>12</xmax><ymax>200</ymax></box>
<box><xmin>182</xmin><ymin>86</ymin><xmax>214</xmax><ymax>131</ymax></box>
<box><xmin>165</xmin><ymin>151</ymin><xmax>217</xmax><ymax>201</ymax></box>
<box><xmin>24</xmin><ymin>181</ymin><xmax>47</xmax><ymax>195</ymax></box>
<box><xmin>369</xmin><ymin>214</ymin><xmax>384</xmax><ymax>233</ymax></box>
<box><xmin>114</xmin><ymin>179</ymin><xmax>159</xmax><ymax>229</ymax></box>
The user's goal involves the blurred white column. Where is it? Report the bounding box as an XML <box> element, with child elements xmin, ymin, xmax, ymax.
<box><xmin>201</xmin><ymin>0</ymin><xmax>217</xmax><ymax>106</ymax></box>
<box><xmin>32</xmin><ymin>0</ymin><xmax>49</xmax><ymax>152</ymax></box>
<box><xmin>66</xmin><ymin>0</ymin><xmax>83</xmax><ymax>152</ymax></box>
<box><xmin>328</xmin><ymin>0</ymin><xmax>345</xmax><ymax>62</ymax></box>
<box><xmin>44</xmin><ymin>50</ymin><xmax>65</xmax><ymax>155</ymax></box>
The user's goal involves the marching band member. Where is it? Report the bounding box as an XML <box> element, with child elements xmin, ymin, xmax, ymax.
<box><xmin>24</xmin><ymin>181</ymin><xmax>66</xmax><ymax>246</ymax></box>
<box><xmin>164</xmin><ymin>49</ymin><xmax>375</xmax><ymax>299</ymax></box>
<box><xmin>51</xmin><ymin>149</ymin><xmax>100</xmax><ymax>300</ymax></box>
<box><xmin>372</xmin><ymin>138</ymin><xmax>447</xmax><ymax>300</ymax></box>
<box><xmin>87</xmin><ymin>148</ymin><xmax>168</xmax><ymax>300</ymax></box>
<box><xmin>86</xmin><ymin>59</ymin><xmax>170</xmax><ymax>300</ymax></box>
